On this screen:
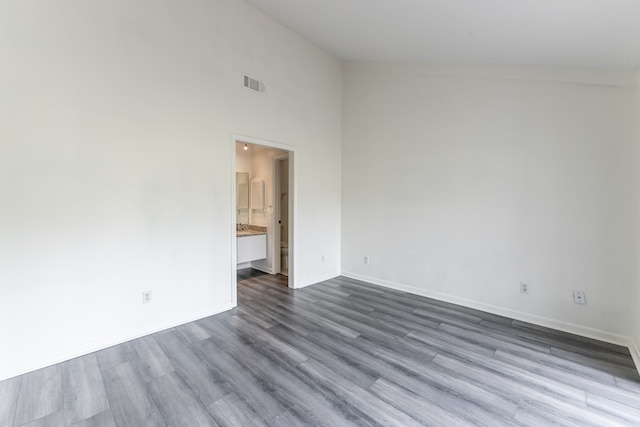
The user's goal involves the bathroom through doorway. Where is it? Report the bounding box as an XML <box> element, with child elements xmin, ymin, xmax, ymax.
<box><xmin>231</xmin><ymin>135</ymin><xmax>294</xmax><ymax>305</ymax></box>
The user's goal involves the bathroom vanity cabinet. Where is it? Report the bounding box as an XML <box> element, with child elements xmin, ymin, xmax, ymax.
<box><xmin>237</xmin><ymin>233</ymin><xmax>267</xmax><ymax>264</ymax></box>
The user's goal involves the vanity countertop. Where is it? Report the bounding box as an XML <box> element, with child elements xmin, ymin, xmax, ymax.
<box><xmin>236</xmin><ymin>225</ymin><xmax>267</xmax><ymax>237</ymax></box>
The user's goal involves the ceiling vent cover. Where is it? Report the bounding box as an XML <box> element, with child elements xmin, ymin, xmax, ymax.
<box><xmin>243</xmin><ymin>74</ymin><xmax>265</xmax><ymax>94</ymax></box>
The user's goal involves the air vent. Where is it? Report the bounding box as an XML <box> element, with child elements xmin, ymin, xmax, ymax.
<box><xmin>243</xmin><ymin>74</ymin><xmax>265</xmax><ymax>94</ymax></box>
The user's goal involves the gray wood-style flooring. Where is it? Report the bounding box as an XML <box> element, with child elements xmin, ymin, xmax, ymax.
<box><xmin>2</xmin><ymin>273</ymin><xmax>640</xmax><ymax>426</ymax></box>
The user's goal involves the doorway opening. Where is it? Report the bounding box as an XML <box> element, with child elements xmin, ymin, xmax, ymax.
<box><xmin>231</xmin><ymin>135</ymin><xmax>294</xmax><ymax>306</ymax></box>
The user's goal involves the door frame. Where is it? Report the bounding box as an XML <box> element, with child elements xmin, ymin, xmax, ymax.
<box><xmin>273</xmin><ymin>154</ymin><xmax>289</xmax><ymax>276</ymax></box>
<box><xmin>230</xmin><ymin>134</ymin><xmax>296</xmax><ymax>307</ymax></box>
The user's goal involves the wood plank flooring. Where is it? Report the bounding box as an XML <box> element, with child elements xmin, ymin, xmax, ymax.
<box><xmin>2</xmin><ymin>273</ymin><xmax>640</xmax><ymax>426</ymax></box>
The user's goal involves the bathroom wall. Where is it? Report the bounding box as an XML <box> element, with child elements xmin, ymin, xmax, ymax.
<box><xmin>235</xmin><ymin>143</ymin><xmax>252</xmax><ymax>226</ymax></box>
<box><xmin>342</xmin><ymin>62</ymin><xmax>637</xmax><ymax>344</ymax></box>
<box><xmin>0</xmin><ymin>0</ymin><xmax>342</xmax><ymax>380</ymax></box>
<box><xmin>236</xmin><ymin>143</ymin><xmax>253</xmax><ymax>177</ymax></box>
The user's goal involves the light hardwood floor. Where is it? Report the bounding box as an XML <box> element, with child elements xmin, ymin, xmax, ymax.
<box><xmin>1</xmin><ymin>274</ymin><xmax>640</xmax><ymax>426</ymax></box>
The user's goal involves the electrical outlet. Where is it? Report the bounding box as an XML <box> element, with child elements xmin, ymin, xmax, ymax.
<box><xmin>573</xmin><ymin>290</ymin><xmax>586</xmax><ymax>304</ymax></box>
<box><xmin>520</xmin><ymin>282</ymin><xmax>529</xmax><ymax>294</ymax></box>
<box><xmin>321</xmin><ymin>255</ymin><xmax>325</xmax><ymax>263</ymax></box>
<box><xmin>142</xmin><ymin>290</ymin><xmax>153</xmax><ymax>304</ymax></box>
<box><xmin>364</xmin><ymin>256</ymin><xmax>370</xmax><ymax>264</ymax></box>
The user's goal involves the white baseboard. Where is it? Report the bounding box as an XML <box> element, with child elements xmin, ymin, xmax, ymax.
<box><xmin>630</xmin><ymin>339</ymin><xmax>640</xmax><ymax>376</ymax></box>
<box><xmin>0</xmin><ymin>302</ymin><xmax>234</xmax><ymax>382</ymax></box>
<box><xmin>341</xmin><ymin>271</ymin><xmax>630</xmax><ymax>347</ymax></box>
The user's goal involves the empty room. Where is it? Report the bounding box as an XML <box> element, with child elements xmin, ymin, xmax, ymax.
<box><xmin>1</xmin><ymin>0</ymin><xmax>640</xmax><ymax>426</ymax></box>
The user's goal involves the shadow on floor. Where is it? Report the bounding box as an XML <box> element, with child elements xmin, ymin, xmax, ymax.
<box><xmin>237</xmin><ymin>268</ymin><xmax>269</xmax><ymax>282</ymax></box>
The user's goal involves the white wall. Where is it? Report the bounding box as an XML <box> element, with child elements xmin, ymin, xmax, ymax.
<box><xmin>0</xmin><ymin>0</ymin><xmax>341</xmax><ymax>380</ymax></box>
<box><xmin>342</xmin><ymin>62</ymin><xmax>637</xmax><ymax>344</ymax></box>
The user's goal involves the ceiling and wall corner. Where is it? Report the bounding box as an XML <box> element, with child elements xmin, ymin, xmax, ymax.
<box><xmin>245</xmin><ymin>0</ymin><xmax>640</xmax><ymax>68</ymax></box>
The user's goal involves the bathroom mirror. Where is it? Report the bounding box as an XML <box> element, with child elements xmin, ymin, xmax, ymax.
<box><xmin>236</xmin><ymin>172</ymin><xmax>249</xmax><ymax>224</ymax></box>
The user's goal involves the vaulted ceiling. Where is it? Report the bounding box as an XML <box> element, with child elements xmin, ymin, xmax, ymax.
<box><xmin>246</xmin><ymin>0</ymin><xmax>640</xmax><ymax>68</ymax></box>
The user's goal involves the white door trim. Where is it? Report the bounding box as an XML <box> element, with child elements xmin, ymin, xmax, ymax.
<box><xmin>273</xmin><ymin>154</ymin><xmax>289</xmax><ymax>276</ymax></box>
